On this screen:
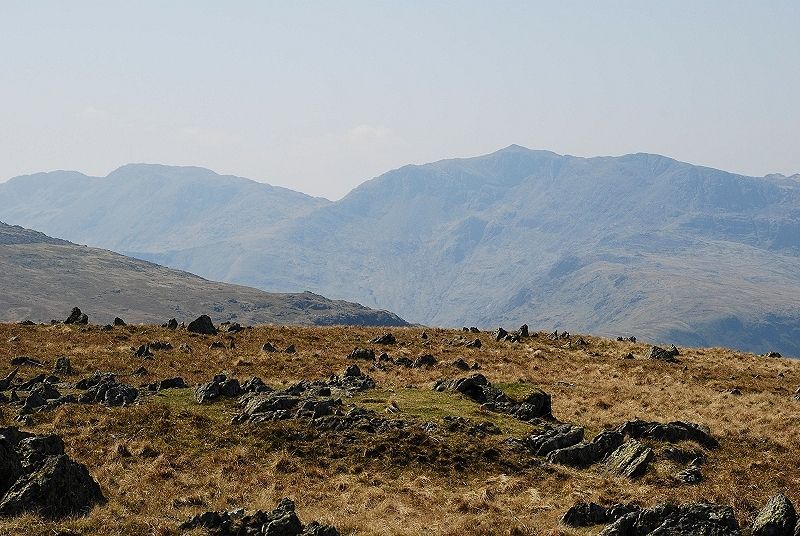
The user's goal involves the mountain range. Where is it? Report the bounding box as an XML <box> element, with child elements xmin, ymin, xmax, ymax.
<box><xmin>0</xmin><ymin>221</ymin><xmax>406</xmax><ymax>327</ymax></box>
<box><xmin>2</xmin><ymin>146</ymin><xmax>799</xmax><ymax>355</ymax></box>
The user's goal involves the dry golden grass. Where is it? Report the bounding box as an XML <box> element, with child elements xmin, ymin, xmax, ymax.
<box><xmin>0</xmin><ymin>322</ymin><xmax>799</xmax><ymax>535</ymax></box>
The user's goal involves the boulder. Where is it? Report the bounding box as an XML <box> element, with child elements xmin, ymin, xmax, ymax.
<box><xmin>647</xmin><ymin>345</ymin><xmax>680</xmax><ymax>362</ymax></box>
<box><xmin>562</xmin><ymin>502</ymin><xmax>639</xmax><ymax>528</ymax></box>
<box><xmin>0</xmin><ymin>369</ymin><xmax>19</xmax><ymax>391</ymax></box>
<box><xmin>180</xmin><ymin>497</ymin><xmax>338</xmax><ymax>536</ymax></box>
<box><xmin>522</xmin><ymin>424</ymin><xmax>585</xmax><ymax>456</ymax></box>
<box><xmin>599</xmin><ymin>503</ymin><xmax>740</xmax><ymax>536</ymax></box>
<box><xmin>53</xmin><ymin>357</ymin><xmax>72</xmax><ymax>375</ymax></box>
<box><xmin>64</xmin><ymin>307</ymin><xmax>88</xmax><ymax>325</ymax></box>
<box><xmin>495</xmin><ymin>327</ymin><xmax>508</xmax><ymax>341</ymax></box>
<box><xmin>284</xmin><ymin>344</ymin><xmax>296</xmax><ymax>354</ymax></box>
<box><xmin>226</xmin><ymin>322</ymin><xmax>243</xmax><ymax>333</ymax></box>
<box><xmin>187</xmin><ymin>315</ymin><xmax>217</xmax><ymax>335</ymax></box>
<box><xmin>348</xmin><ymin>347</ymin><xmax>375</xmax><ymax>361</ymax></box>
<box><xmin>618</xmin><ymin>419</ymin><xmax>719</xmax><ymax>449</ymax></box>
<box><xmin>465</xmin><ymin>338</ymin><xmax>482</xmax><ymax>348</ymax></box>
<box><xmin>148</xmin><ymin>377</ymin><xmax>188</xmax><ymax>391</ymax></box>
<box><xmin>261</xmin><ymin>342</ymin><xmax>278</xmax><ymax>353</ymax></box>
<box><xmin>369</xmin><ymin>333</ymin><xmax>396</xmax><ymax>344</ymax></box>
<box><xmin>452</xmin><ymin>358</ymin><xmax>471</xmax><ymax>371</ymax></box>
<box><xmin>0</xmin><ymin>453</ymin><xmax>104</xmax><ymax>519</ymax></box>
<box><xmin>752</xmin><ymin>494</ymin><xmax>797</xmax><ymax>536</ymax></box>
<box><xmin>605</xmin><ymin>440</ymin><xmax>653</xmax><ymax>478</ymax></box>
<box><xmin>547</xmin><ymin>430</ymin><xmax>625</xmax><ymax>468</ymax></box>
<box><xmin>113</xmin><ymin>317</ymin><xmax>126</xmax><ymax>326</ymax></box>
<box><xmin>165</xmin><ymin>318</ymin><xmax>179</xmax><ymax>330</ymax></box>
<box><xmin>412</xmin><ymin>354</ymin><xmax>437</xmax><ymax>367</ymax></box>
<box><xmin>77</xmin><ymin>373</ymin><xmax>138</xmax><ymax>406</ymax></box>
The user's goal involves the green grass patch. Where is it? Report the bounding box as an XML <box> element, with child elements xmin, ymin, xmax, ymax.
<box><xmin>495</xmin><ymin>382</ymin><xmax>546</xmax><ymax>401</ymax></box>
<box><xmin>352</xmin><ymin>388</ymin><xmax>535</xmax><ymax>438</ymax></box>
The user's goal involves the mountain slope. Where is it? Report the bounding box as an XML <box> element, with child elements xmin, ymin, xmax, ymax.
<box><xmin>0</xmin><ymin>164</ymin><xmax>330</xmax><ymax>254</ymax></box>
<box><xmin>0</xmin><ymin>222</ymin><xmax>406</xmax><ymax>327</ymax></box>
<box><xmin>3</xmin><ymin>148</ymin><xmax>799</xmax><ymax>355</ymax></box>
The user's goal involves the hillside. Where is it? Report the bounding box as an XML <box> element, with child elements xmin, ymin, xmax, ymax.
<box><xmin>3</xmin><ymin>148</ymin><xmax>800</xmax><ymax>355</ymax></box>
<box><xmin>0</xmin><ymin>222</ymin><xmax>406</xmax><ymax>327</ymax></box>
<box><xmin>0</xmin><ymin>322</ymin><xmax>798</xmax><ymax>534</ymax></box>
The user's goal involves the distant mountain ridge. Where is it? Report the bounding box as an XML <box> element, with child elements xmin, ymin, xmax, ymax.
<box><xmin>2</xmin><ymin>147</ymin><xmax>799</xmax><ymax>355</ymax></box>
<box><xmin>0</xmin><ymin>222</ymin><xmax>407</xmax><ymax>327</ymax></box>
<box><xmin>0</xmin><ymin>164</ymin><xmax>330</xmax><ymax>254</ymax></box>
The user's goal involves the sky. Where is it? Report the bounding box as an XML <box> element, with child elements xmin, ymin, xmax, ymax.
<box><xmin>0</xmin><ymin>1</ymin><xmax>798</xmax><ymax>200</ymax></box>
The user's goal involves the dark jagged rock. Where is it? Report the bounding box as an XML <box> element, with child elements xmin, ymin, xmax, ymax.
<box><xmin>148</xmin><ymin>377</ymin><xmax>188</xmax><ymax>391</ymax></box>
<box><xmin>453</xmin><ymin>358</ymin><xmax>471</xmax><ymax>371</ymax></box>
<box><xmin>469</xmin><ymin>327</ymin><xmax>480</xmax><ymax>333</ymax></box>
<box><xmin>179</xmin><ymin>497</ymin><xmax>339</xmax><ymax>536</ymax></box>
<box><xmin>618</xmin><ymin>419</ymin><xmax>719</xmax><ymax>448</ymax></box>
<box><xmin>163</xmin><ymin>318</ymin><xmax>178</xmax><ymax>330</ymax></box>
<box><xmin>393</xmin><ymin>357</ymin><xmax>413</xmax><ymax>367</ymax></box>
<box><xmin>148</xmin><ymin>341</ymin><xmax>172</xmax><ymax>351</ymax></box>
<box><xmin>412</xmin><ymin>354</ymin><xmax>437</xmax><ymax>368</ymax></box>
<box><xmin>0</xmin><ymin>369</ymin><xmax>18</xmax><ymax>391</ymax></box>
<box><xmin>465</xmin><ymin>338</ymin><xmax>482</xmax><ymax>348</ymax></box>
<box><xmin>495</xmin><ymin>327</ymin><xmax>508</xmax><ymax>341</ymax></box>
<box><xmin>113</xmin><ymin>317</ymin><xmax>126</xmax><ymax>326</ymax></box>
<box><xmin>53</xmin><ymin>357</ymin><xmax>72</xmax><ymax>375</ymax></box>
<box><xmin>518</xmin><ymin>424</ymin><xmax>585</xmax><ymax>456</ymax></box>
<box><xmin>284</xmin><ymin>344</ymin><xmax>296</xmax><ymax>354</ymax></box>
<box><xmin>605</xmin><ymin>440</ymin><xmax>653</xmax><ymax>478</ymax></box>
<box><xmin>752</xmin><ymin>494</ymin><xmax>797</xmax><ymax>536</ymax></box>
<box><xmin>764</xmin><ymin>351</ymin><xmax>783</xmax><ymax>358</ymax></box>
<box><xmin>562</xmin><ymin>502</ymin><xmax>640</xmax><ymax>528</ymax></box>
<box><xmin>677</xmin><ymin>463</ymin><xmax>703</xmax><ymax>484</ymax></box>
<box><xmin>647</xmin><ymin>344</ymin><xmax>680</xmax><ymax>362</ymax></box>
<box><xmin>195</xmin><ymin>374</ymin><xmax>242</xmax><ymax>403</ymax></box>
<box><xmin>209</xmin><ymin>341</ymin><xmax>225</xmax><ymax>349</ymax></box>
<box><xmin>547</xmin><ymin>430</ymin><xmax>625</xmax><ymax>468</ymax></box>
<box><xmin>599</xmin><ymin>502</ymin><xmax>740</xmax><ymax>536</ymax></box>
<box><xmin>241</xmin><ymin>377</ymin><xmax>272</xmax><ymax>393</ymax></box>
<box><xmin>261</xmin><ymin>342</ymin><xmax>278</xmax><ymax>353</ymax></box>
<box><xmin>348</xmin><ymin>347</ymin><xmax>375</xmax><ymax>361</ymax></box>
<box><xmin>0</xmin><ymin>428</ymin><xmax>104</xmax><ymax>519</ymax></box>
<box><xmin>134</xmin><ymin>344</ymin><xmax>154</xmax><ymax>359</ymax></box>
<box><xmin>226</xmin><ymin>322</ymin><xmax>243</xmax><ymax>333</ymax></box>
<box><xmin>369</xmin><ymin>333</ymin><xmax>396</xmax><ymax>344</ymax></box>
<box><xmin>77</xmin><ymin>373</ymin><xmax>138</xmax><ymax>406</ymax></box>
<box><xmin>519</xmin><ymin>324</ymin><xmax>529</xmax><ymax>338</ymax></box>
<box><xmin>233</xmin><ymin>367</ymin><xmax>376</xmax><ymax>426</ymax></box>
<box><xmin>64</xmin><ymin>307</ymin><xmax>88</xmax><ymax>325</ymax></box>
<box><xmin>187</xmin><ymin>314</ymin><xmax>217</xmax><ymax>335</ymax></box>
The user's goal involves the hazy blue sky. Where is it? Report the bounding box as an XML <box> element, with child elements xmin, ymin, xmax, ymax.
<box><xmin>1</xmin><ymin>1</ymin><xmax>798</xmax><ymax>199</ymax></box>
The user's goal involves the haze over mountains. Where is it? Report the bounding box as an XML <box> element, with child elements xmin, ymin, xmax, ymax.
<box><xmin>2</xmin><ymin>146</ymin><xmax>799</xmax><ymax>355</ymax></box>
<box><xmin>0</xmin><ymin>222</ymin><xmax>406</xmax><ymax>327</ymax></box>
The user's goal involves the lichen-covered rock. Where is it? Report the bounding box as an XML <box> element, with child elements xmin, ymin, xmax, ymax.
<box><xmin>547</xmin><ymin>430</ymin><xmax>625</xmax><ymax>467</ymax></box>
<box><xmin>520</xmin><ymin>424</ymin><xmax>585</xmax><ymax>456</ymax></box>
<box><xmin>752</xmin><ymin>494</ymin><xmax>797</xmax><ymax>536</ymax></box>
<box><xmin>180</xmin><ymin>497</ymin><xmax>339</xmax><ymax>536</ymax></box>
<box><xmin>562</xmin><ymin>502</ymin><xmax>639</xmax><ymax>528</ymax></box>
<box><xmin>0</xmin><ymin>428</ymin><xmax>104</xmax><ymax>520</ymax></box>
<box><xmin>605</xmin><ymin>440</ymin><xmax>653</xmax><ymax>478</ymax></box>
<box><xmin>618</xmin><ymin>419</ymin><xmax>719</xmax><ymax>448</ymax></box>
<box><xmin>599</xmin><ymin>502</ymin><xmax>740</xmax><ymax>536</ymax></box>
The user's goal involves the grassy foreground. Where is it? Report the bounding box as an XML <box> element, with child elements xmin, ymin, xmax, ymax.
<box><xmin>0</xmin><ymin>322</ymin><xmax>798</xmax><ymax>535</ymax></box>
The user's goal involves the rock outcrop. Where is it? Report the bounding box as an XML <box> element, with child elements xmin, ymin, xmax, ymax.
<box><xmin>0</xmin><ymin>428</ymin><xmax>104</xmax><ymax>519</ymax></box>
